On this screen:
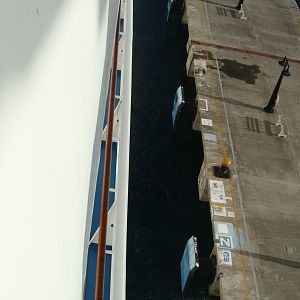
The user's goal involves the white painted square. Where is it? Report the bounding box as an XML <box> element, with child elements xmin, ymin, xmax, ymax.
<box><xmin>203</xmin><ymin>133</ymin><xmax>217</xmax><ymax>142</ymax></box>
<box><xmin>227</xmin><ymin>211</ymin><xmax>235</xmax><ymax>218</ymax></box>
<box><xmin>218</xmin><ymin>223</ymin><xmax>229</xmax><ymax>234</ymax></box>
<box><xmin>199</xmin><ymin>98</ymin><xmax>208</xmax><ymax>111</ymax></box>
<box><xmin>210</xmin><ymin>190</ymin><xmax>226</xmax><ymax>203</ymax></box>
<box><xmin>214</xmin><ymin>221</ymin><xmax>234</xmax><ymax>236</ymax></box>
<box><xmin>209</xmin><ymin>180</ymin><xmax>224</xmax><ymax>192</ymax></box>
<box><xmin>218</xmin><ymin>249</ymin><xmax>232</xmax><ymax>266</ymax></box>
<box><xmin>201</xmin><ymin>118</ymin><xmax>213</xmax><ymax>126</ymax></box>
<box><xmin>212</xmin><ymin>205</ymin><xmax>227</xmax><ymax>217</ymax></box>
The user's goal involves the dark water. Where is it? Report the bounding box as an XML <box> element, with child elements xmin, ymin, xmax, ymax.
<box><xmin>127</xmin><ymin>1</ymin><xmax>213</xmax><ymax>299</ymax></box>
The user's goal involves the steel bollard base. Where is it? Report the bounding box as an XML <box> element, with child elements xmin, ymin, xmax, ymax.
<box><xmin>263</xmin><ymin>106</ymin><xmax>274</xmax><ymax>113</ymax></box>
<box><xmin>213</xmin><ymin>165</ymin><xmax>231</xmax><ymax>179</ymax></box>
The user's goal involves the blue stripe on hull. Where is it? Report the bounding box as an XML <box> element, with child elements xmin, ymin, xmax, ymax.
<box><xmin>90</xmin><ymin>141</ymin><xmax>118</xmax><ymax>238</ymax></box>
<box><xmin>85</xmin><ymin>244</ymin><xmax>112</xmax><ymax>300</ymax></box>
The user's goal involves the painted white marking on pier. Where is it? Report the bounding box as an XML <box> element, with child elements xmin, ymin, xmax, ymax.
<box><xmin>214</xmin><ymin>221</ymin><xmax>234</xmax><ymax>236</ymax></box>
<box><xmin>278</xmin><ymin>126</ymin><xmax>287</xmax><ymax>138</ymax></box>
<box><xmin>219</xmin><ymin>249</ymin><xmax>232</xmax><ymax>266</ymax></box>
<box><xmin>212</xmin><ymin>205</ymin><xmax>227</xmax><ymax>217</ymax></box>
<box><xmin>199</xmin><ymin>98</ymin><xmax>209</xmax><ymax>111</ymax></box>
<box><xmin>276</xmin><ymin>113</ymin><xmax>287</xmax><ymax>137</ymax></box>
<box><xmin>210</xmin><ymin>190</ymin><xmax>226</xmax><ymax>203</ymax></box>
<box><xmin>276</xmin><ymin>113</ymin><xmax>283</xmax><ymax>127</ymax></box>
<box><xmin>209</xmin><ymin>179</ymin><xmax>225</xmax><ymax>192</ymax></box>
<box><xmin>217</xmin><ymin>223</ymin><xmax>229</xmax><ymax>234</ymax></box>
<box><xmin>203</xmin><ymin>133</ymin><xmax>217</xmax><ymax>142</ymax></box>
<box><xmin>239</xmin><ymin>5</ymin><xmax>248</xmax><ymax>20</ymax></box>
<box><xmin>201</xmin><ymin>118</ymin><xmax>213</xmax><ymax>126</ymax></box>
<box><xmin>227</xmin><ymin>211</ymin><xmax>235</xmax><ymax>218</ymax></box>
<box><xmin>219</xmin><ymin>235</ymin><xmax>233</xmax><ymax>249</ymax></box>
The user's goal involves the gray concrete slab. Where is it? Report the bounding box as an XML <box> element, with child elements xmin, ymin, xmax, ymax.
<box><xmin>185</xmin><ymin>0</ymin><xmax>300</xmax><ymax>299</ymax></box>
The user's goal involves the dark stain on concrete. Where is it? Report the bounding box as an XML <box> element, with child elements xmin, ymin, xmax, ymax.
<box><xmin>194</xmin><ymin>50</ymin><xmax>214</xmax><ymax>60</ymax></box>
<box><xmin>218</xmin><ymin>59</ymin><xmax>260</xmax><ymax>84</ymax></box>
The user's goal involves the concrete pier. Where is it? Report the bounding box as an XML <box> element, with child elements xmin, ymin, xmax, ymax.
<box><xmin>184</xmin><ymin>0</ymin><xmax>300</xmax><ymax>298</ymax></box>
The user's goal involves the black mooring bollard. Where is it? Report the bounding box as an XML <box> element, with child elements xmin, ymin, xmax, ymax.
<box><xmin>264</xmin><ymin>59</ymin><xmax>291</xmax><ymax>114</ymax></box>
<box><xmin>213</xmin><ymin>157</ymin><xmax>232</xmax><ymax>179</ymax></box>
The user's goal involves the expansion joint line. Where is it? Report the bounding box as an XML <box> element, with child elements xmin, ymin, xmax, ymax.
<box><xmin>190</xmin><ymin>40</ymin><xmax>300</xmax><ymax>64</ymax></box>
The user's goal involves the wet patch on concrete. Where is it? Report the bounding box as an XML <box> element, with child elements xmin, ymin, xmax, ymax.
<box><xmin>218</xmin><ymin>59</ymin><xmax>260</xmax><ymax>84</ymax></box>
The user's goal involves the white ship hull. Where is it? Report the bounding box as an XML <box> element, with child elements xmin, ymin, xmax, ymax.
<box><xmin>0</xmin><ymin>0</ymin><xmax>132</xmax><ymax>299</ymax></box>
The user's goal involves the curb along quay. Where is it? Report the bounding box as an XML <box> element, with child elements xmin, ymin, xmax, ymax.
<box><xmin>170</xmin><ymin>0</ymin><xmax>300</xmax><ymax>299</ymax></box>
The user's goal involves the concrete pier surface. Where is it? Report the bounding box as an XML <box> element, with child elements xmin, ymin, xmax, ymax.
<box><xmin>184</xmin><ymin>0</ymin><xmax>300</xmax><ymax>298</ymax></box>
